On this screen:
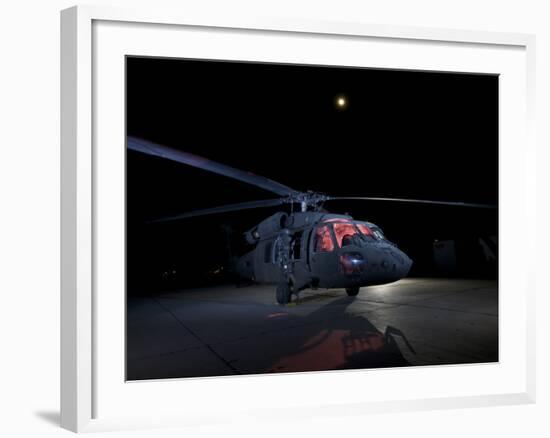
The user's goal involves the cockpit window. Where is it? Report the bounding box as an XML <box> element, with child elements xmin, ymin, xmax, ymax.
<box><xmin>357</xmin><ymin>224</ymin><xmax>374</xmax><ymax>238</ymax></box>
<box><xmin>317</xmin><ymin>219</ymin><xmax>385</xmax><ymax>249</ymax></box>
<box><xmin>332</xmin><ymin>222</ymin><xmax>362</xmax><ymax>248</ymax></box>
<box><xmin>371</xmin><ymin>227</ymin><xmax>386</xmax><ymax>240</ymax></box>
<box><xmin>314</xmin><ymin>225</ymin><xmax>334</xmax><ymax>252</ymax></box>
<box><xmin>358</xmin><ymin>223</ymin><xmax>386</xmax><ymax>240</ymax></box>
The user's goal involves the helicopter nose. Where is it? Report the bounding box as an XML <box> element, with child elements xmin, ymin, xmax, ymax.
<box><xmin>394</xmin><ymin>248</ymin><xmax>413</xmax><ymax>278</ymax></box>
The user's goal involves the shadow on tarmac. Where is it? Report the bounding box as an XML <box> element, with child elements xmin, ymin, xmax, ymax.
<box><xmin>126</xmin><ymin>292</ymin><xmax>416</xmax><ymax>379</ymax></box>
<box><xmin>260</xmin><ymin>295</ymin><xmax>413</xmax><ymax>374</ymax></box>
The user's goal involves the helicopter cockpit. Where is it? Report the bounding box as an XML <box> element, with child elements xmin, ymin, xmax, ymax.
<box><xmin>314</xmin><ymin>218</ymin><xmax>386</xmax><ymax>252</ymax></box>
<box><xmin>311</xmin><ymin>218</ymin><xmax>408</xmax><ymax>281</ymax></box>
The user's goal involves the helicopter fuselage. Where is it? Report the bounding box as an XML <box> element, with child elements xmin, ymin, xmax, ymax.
<box><xmin>127</xmin><ymin>136</ymin><xmax>491</xmax><ymax>304</ymax></box>
<box><xmin>235</xmin><ymin>212</ymin><xmax>412</xmax><ymax>294</ymax></box>
<box><xmin>127</xmin><ymin>136</ymin><xmax>496</xmax><ymax>304</ymax></box>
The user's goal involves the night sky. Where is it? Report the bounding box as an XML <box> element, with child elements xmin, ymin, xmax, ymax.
<box><xmin>126</xmin><ymin>56</ymin><xmax>498</xmax><ymax>292</ymax></box>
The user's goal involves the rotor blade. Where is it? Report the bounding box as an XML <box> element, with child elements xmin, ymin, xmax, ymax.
<box><xmin>128</xmin><ymin>136</ymin><xmax>298</xmax><ymax>197</ymax></box>
<box><xmin>148</xmin><ymin>198</ymin><xmax>287</xmax><ymax>223</ymax></box>
<box><xmin>327</xmin><ymin>196</ymin><xmax>496</xmax><ymax>209</ymax></box>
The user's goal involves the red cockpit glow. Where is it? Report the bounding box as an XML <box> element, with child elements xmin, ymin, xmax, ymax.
<box><xmin>315</xmin><ymin>225</ymin><xmax>334</xmax><ymax>252</ymax></box>
<box><xmin>265</xmin><ymin>329</ymin><xmax>386</xmax><ymax>373</ymax></box>
<box><xmin>333</xmin><ymin>223</ymin><xmax>360</xmax><ymax>247</ymax></box>
<box><xmin>357</xmin><ymin>224</ymin><xmax>373</xmax><ymax>237</ymax></box>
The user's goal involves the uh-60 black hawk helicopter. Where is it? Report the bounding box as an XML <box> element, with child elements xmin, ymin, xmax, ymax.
<box><xmin>128</xmin><ymin>137</ymin><xmax>495</xmax><ymax>305</ymax></box>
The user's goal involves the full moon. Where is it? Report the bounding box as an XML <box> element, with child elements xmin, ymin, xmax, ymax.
<box><xmin>335</xmin><ymin>95</ymin><xmax>348</xmax><ymax>109</ymax></box>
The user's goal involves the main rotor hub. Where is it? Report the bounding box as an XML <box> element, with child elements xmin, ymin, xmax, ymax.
<box><xmin>286</xmin><ymin>192</ymin><xmax>329</xmax><ymax>212</ymax></box>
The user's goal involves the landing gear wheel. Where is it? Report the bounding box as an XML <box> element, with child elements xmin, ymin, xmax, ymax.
<box><xmin>346</xmin><ymin>286</ymin><xmax>360</xmax><ymax>297</ymax></box>
<box><xmin>276</xmin><ymin>282</ymin><xmax>291</xmax><ymax>305</ymax></box>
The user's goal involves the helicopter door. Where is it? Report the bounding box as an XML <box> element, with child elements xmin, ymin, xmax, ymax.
<box><xmin>290</xmin><ymin>231</ymin><xmax>309</xmax><ymax>289</ymax></box>
<box><xmin>290</xmin><ymin>231</ymin><xmax>303</xmax><ymax>261</ymax></box>
<box><xmin>309</xmin><ymin>224</ymin><xmax>338</xmax><ymax>288</ymax></box>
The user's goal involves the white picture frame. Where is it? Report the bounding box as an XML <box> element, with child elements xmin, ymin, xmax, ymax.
<box><xmin>60</xmin><ymin>4</ymin><xmax>536</xmax><ymax>433</ymax></box>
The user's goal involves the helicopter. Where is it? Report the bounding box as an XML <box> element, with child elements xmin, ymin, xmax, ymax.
<box><xmin>128</xmin><ymin>137</ymin><xmax>495</xmax><ymax>305</ymax></box>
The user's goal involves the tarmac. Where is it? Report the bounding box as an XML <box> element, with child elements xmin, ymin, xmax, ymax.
<box><xmin>126</xmin><ymin>277</ymin><xmax>498</xmax><ymax>380</ymax></box>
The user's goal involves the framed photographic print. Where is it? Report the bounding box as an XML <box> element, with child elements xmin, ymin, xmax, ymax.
<box><xmin>61</xmin><ymin>5</ymin><xmax>536</xmax><ymax>433</ymax></box>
